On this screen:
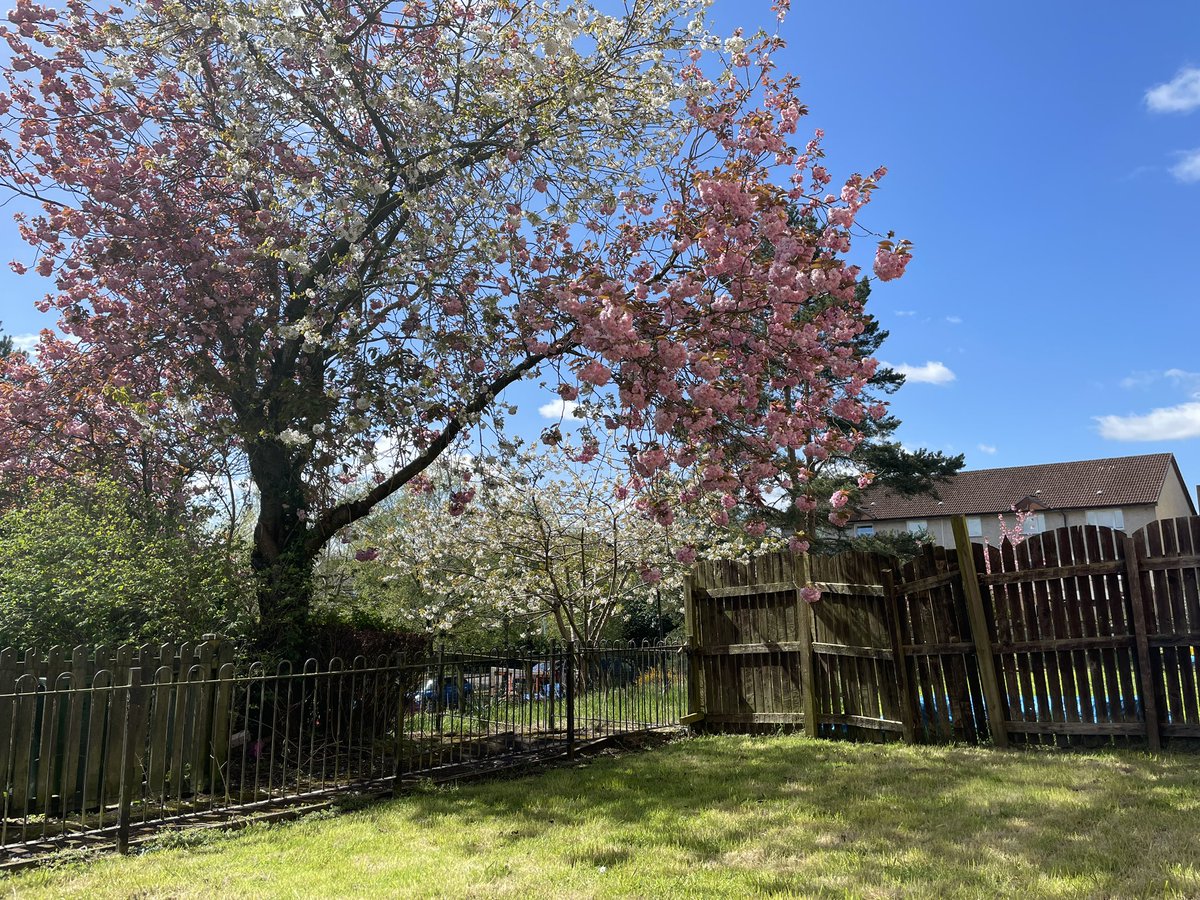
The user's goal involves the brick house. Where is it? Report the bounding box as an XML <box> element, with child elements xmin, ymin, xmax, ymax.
<box><xmin>847</xmin><ymin>452</ymin><xmax>1196</xmax><ymax>546</ymax></box>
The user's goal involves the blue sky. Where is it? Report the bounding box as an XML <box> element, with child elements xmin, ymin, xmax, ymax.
<box><xmin>1</xmin><ymin>1</ymin><xmax>1198</xmax><ymax>496</ymax></box>
<box><xmin>703</xmin><ymin>0</ymin><xmax>1200</xmax><ymax>491</ymax></box>
<box><xmin>521</xmin><ymin>1</ymin><xmax>1200</xmax><ymax>495</ymax></box>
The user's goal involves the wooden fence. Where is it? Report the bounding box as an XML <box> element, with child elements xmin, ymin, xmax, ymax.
<box><xmin>684</xmin><ymin>515</ymin><xmax>1200</xmax><ymax>749</ymax></box>
<box><xmin>0</xmin><ymin>641</ymin><xmax>235</xmax><ymax>814</ymax></box>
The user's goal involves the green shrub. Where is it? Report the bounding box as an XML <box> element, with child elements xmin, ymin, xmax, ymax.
<box><xmin>0</xmin><ymin>480</ymin><xmax>254</xmax><ymax>649</ymax></box>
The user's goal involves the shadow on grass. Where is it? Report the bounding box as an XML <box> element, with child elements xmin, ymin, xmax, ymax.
<box><xmin>385</xmin><ymin>734</ymin><xmax>1200</xmax><ymax>897</ymax></box>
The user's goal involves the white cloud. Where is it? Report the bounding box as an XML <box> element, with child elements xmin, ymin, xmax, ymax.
<box><xmin>1146</xmin><ymin>67</ymin><xmax>1200</xmax><ymax>113</ymax></box>
<box><xmin>1120</xmin><ymin>371</ymin><xmax>1157</xmax><ymax>389</ymax></box>
<box><xmin>945</xmin><ymin>316</ymin><xmax>962</xmax><ymax>325</ymax></box>
<box><xmin>538</xmin><ymin>397</ymin><xmax>579</xmax><ymax>420</ymax></box>
<box><xmin>884</xmin><ymin>360</ymin><xmax>956</xmax><ymax>385</ymax></box>
<box><xmin>1120</xmin><ymin>368</ymin><xmax>1200</xmax><ymax>395</ymax></box>
<box><xmin>1096</xmin><ymin>402</ymin><xmax>1200</xmax><ymax>441</ymax></box>
<box><xmin>10</xmin><ymin>333</ymin><xmax>39</xmax><ymax>353</ymax></box>
<box><xmin>894</xmin><ymin>310</ymin><xmax>916</xmax><ymax>317</ymax></box>
<box><xmin>1165</xmin><ymin>368</ymin><xmax>1200</xmax><ymax>381</ymax></box>
<box><xmin>977</xmin><ymin>443</ymin><xmax>997</xmax><ymax>455</ymax></box>
<box><xmin>1170</xmin><ymin>149</ymin><xmax>1200</xmax><ymax>183</ymax></box>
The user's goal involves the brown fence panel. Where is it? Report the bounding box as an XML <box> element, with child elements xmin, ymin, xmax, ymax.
<box><xmin>893</xmin><ymin>543</ymin><xmax>987</xmax><ymax>743</ymax></box>
<box><xmin>688</xmin><ymin>552</ymin><xmax>808</xmax><ymax>731</ymax></box>
<box><xmin>978</xmin><ymin>525</ymin><xmax>1143</xmax><ymax>747</ymax></box>
<box><xmin>1134</xmin><ymin>517</ymin><xmax>1200</xmax><ymax>740</ymax></box>
<box><xmin>809</xmin><ymin>551</ymin><xmax>902</xmax><ymax>741</ymax></box>
<box><xmin>687</xmin><ymin>550</ymin><xmax>902</xmax><ymax>740</ymax></box>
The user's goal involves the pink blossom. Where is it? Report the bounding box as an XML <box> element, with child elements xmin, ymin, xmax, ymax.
<box><xmin>873</xmin><ymin>246</ymin><xmax>911</xmax><ymax>281</ymax></box>
<box><xmin>448</xmin><ymin>488</ymin><xmax>476</xmax><ymax>516</ymax></box>
<box><xmin>830</xmin><ymin>489</ymin><xmax>849</xmax><ymax>509</ymax></box>
<box><xmin>799</xmin><ymin>586</ymin><xmax>821</xmax><ymax>604</ymax></box>
<box><xmin>788</xmin><ymin>536</ymin><xmax>810</xmax><ymax>554</ymax></box>
<box><xmin>355</xmin><ymin>548</ymin><xmax>380</xmax><ymax>562</ymax></box>
<box><xmin>675</xmin><ymin>546</ymin><xmax>697</xmax><ymax>565</ymax></box>
<box><xmin>577</xmin><ymin>361</ymin><xmax>611</xmax><ymax>386</ymax></box>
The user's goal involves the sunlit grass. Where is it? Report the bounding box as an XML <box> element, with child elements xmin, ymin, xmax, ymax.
<box><xmin>8</xmin><ymin>734</ymin><xmax>1200</xmax><ymax>898</ymax></box>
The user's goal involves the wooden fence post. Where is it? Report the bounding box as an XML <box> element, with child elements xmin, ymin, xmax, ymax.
<box><xmin>951</xmin><ymin>516</ymin><xmax>1009</xmax><ymax>749</ymax></box>
<box><xmin>116</xmin><ymin>667</ymin><xmax>146</xmax><ymax>854</ymax></box>
<box><xmin>1122</xmin><ymin>535</ymin><xmax>1162</xmax><ymax>751</ymax></box>
<box><xmin>798</xmin><ymin>554</ymin><xmax>818</xmax><ymax>739</ymax></box>
<box><xmin>680</xmin><ymin>574</ymin><xmax>706</xmax><ymax>726</ymax></box>
<box><xmin>882</xmin><ymin>569</ymin><xmax>917</xmax><ymax>744</ymax></box>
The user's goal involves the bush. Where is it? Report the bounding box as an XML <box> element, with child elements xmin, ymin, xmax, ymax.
<box><xmin>0</xmin><ymin>480</ymin><xmax>253</xmax><ymax>649</ymax></box>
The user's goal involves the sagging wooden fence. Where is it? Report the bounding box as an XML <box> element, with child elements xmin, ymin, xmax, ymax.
<box><xmin>684</xmin><ymin>515</ymin><xmax>1200</xmax><ymax>750</ymax></box>
<box><xmin>0</xmin><ymin>640</ymin><xmax>236</xmax><ymax>814</ymax></box>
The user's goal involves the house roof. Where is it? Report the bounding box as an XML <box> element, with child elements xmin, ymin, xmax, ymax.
<box><xmin>852</xmin><ymin>453</ymin><xmax>1195</xmax><ymax>521</ymax></box>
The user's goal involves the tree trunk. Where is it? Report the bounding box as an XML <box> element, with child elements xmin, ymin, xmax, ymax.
<box><xmin>248</xmin><ymin>442</ymin><xmax>315</xmax><ymax>658</ymax></box>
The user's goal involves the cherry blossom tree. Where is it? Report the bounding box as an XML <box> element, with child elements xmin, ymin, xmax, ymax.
<box><xmin>0</xmin><ymin>0</ymin><xmax>910</xmax><ymax>650</ymax></box>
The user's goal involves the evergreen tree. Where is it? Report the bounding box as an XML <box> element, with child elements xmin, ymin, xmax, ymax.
<box><xmin>765</xmin><ymin>277</ymin><xmax>964</xmax><ymax>555</ymax></box>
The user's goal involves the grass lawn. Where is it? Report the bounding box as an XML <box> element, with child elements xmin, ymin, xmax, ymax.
<box><xmin>6</xmin><ymin>733</ymin><xmax>1200</xmax><ymax>898</ymax></box>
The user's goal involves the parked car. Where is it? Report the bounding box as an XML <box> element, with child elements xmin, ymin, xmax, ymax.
<box><xmin>411</xmin><ymin>675</ymin><xmax>474</xmax><ymax>710</ymax></box>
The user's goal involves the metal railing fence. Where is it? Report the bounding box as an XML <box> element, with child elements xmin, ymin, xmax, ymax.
<box><xmin>0</xmin><ymin>640</ymin><xmax>687</xmax><ymax>867</ymax></box>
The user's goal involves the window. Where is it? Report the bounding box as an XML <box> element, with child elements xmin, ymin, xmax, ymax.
<box><xmin>1086</xmin><ymin>509</ymin><xmax>1125</xmax><ymax>530</ymax></box>
<box><xmin>1020</xmin><ymin>512</ymin><xmax>1045</xmax><ymax>535</ymax></box>
<box><xmin>855</xmin><ymin>524</ymin><xmax>875</xmax><ymax>537</ymax></box>
<box><xmin>967</xmin><ymin>516</ymin><xmax>983</xmax><ymax>537</ymax></box>
<box><xmin>906</xmin><ymin>520</ymin><xmax>928</xmax><ymax>534</ymax></box>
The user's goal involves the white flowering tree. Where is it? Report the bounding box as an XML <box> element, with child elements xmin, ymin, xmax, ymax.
<box><xmin>363</xmin><ymin>443</ymin><xmax>780</xmax><ymax>642</ymax></box>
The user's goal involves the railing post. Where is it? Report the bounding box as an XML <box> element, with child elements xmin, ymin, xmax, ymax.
<box><xmin>547</xmin><ymin>641</ymin><xmax>556</xmax><ymax>733</ymax></box>
<box><xmin>565</xmin><ymin>641</ymin><xmax>575</xmax><ymax>760</ymax></box>
<box><xmin>434</xmin><ymin>641</ymin><xmax>446</xmax><ymax>734</ymax></box>
<box><xmin>951</xmin><ymin>515</ymin><xmax>1009</xmax><ymax>749</ymax></box>
<box><xmin>1123</xmin><ymin>535</ymin><xmax>1162</xmax><ymax>751</ymax></box>
<box><xmin>116</xmin><ymin>667</ymin><xmax>145</xmax><ymax>854</ymax></box>
<box><xmin>392</xmin><ymin>655</ymin><xmax>407</xmax><ymax>795</ymax></box>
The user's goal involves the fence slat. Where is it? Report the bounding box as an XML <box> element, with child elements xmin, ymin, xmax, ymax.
<box><xmin>1125</xmin><ymin>535</ymin><xmax>1163</xmax><ymax>750</ymax></box>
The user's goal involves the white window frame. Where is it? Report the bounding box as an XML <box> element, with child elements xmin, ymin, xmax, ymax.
<box><xmin>967</xmin><ymin>516</ymin><xmax>983</xmax><ymax>537</ymax></box>
<box><xmin>906</xmin><ymin>520</ymin><xmax>928</xmax><ymax>534</ymax></box>
<box><xmin>855</xmin><ymin>524</ymin><xmax>875</xmax><ymax>537</ymax></box>
<box><xmin>1086</xmin><ymin>509</ymin><xmax>1125</xmax><ymax>530</ymax></box>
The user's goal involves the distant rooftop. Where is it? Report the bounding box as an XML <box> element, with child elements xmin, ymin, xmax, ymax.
<box><xmin>852</xmin><ymin>453</ymin><xmax>1194</xmax><ymax>521</ymax></box>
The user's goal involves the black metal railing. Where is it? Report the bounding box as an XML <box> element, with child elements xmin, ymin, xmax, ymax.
<box><xmin>0</xmin><ymin>641</ymin><xmax>688</xmax><ymax>867</ymax></box>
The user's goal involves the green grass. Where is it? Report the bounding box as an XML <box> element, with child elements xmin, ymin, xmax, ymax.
<box><xmin>8</xmin><ymin>734</ymin><xmax>1200</xmax><ymax>898</ymax></box>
